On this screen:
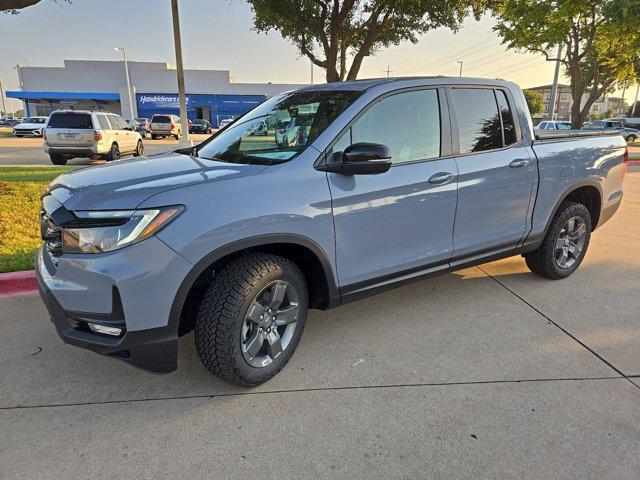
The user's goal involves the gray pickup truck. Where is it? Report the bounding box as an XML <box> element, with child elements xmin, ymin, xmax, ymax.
<box><xmin>36</xmin><ymin>78</ymin><xmax>627</xmax><ymax>386</ymax></box>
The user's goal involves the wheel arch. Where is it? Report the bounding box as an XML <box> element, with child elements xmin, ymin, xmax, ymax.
<box><xmin>545</xmin><ymin>181</ymin><xmax>603</xmax><ymax>237</ymax></box>
<box><xmin>170</xmin><ymin>234</ymin><xmax>340</xmax><ymax>337</ymax></box>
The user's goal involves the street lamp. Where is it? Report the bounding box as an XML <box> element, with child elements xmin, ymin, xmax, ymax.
<box><xmin>114</xmin><ymin>47</ymin><xmax>135</xmax><ymax>120</ymax></box>
<box><xmin>456</xmin><ymin>61</ymin><xmax>463</xmax><ymax>77</ymax></box>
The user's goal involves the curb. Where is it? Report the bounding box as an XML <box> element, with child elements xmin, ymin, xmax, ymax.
<box><xmin>0</xmin><ymin>270</ymin><xmax>38</xmax><ymax>298</ymax></box>
<box><xmin>629</xmin><ymin>160</ymin><xmax>640</xmax><ymax>166</ymax></box>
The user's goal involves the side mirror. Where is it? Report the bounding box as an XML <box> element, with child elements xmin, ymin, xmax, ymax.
<box><xmin>318</xmin><ymin>142</ymin><xmax>392</xmax><ymax>175</ymax></box>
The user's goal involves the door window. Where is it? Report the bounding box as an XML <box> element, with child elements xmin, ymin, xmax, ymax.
<box><xmin>451</xmin><ymin>88</ymin><xmax>503</xmax><ymax>154</ymax></box>
<box><xmin>96</xmin><ymin>114</ymin><xmax>111</xmax><ymax>130</ymax></box>
<box><xmin>350</xmin><ymin>89</ymin><xmax>441</xmax><ymax>164</ymax></box>
<box><xmin>496</xmin><ymin>90</ymin><xmax>517</xmax><ymax>145</ymax></box>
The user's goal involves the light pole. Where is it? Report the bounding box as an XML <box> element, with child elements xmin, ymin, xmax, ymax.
<box><xmin>456</xmin><ymin>61</ymin><xmax>463</xmax><ymax>77</ymax></box>
<box><xmin>171</xmin><ymin>0</ymin><xmax>191</xmax><ymax>146</ymax></box>
<box><xmin>0</xmin><ymin>77</ymin><xmax>7</xmax><ymax>119</ymax></box>
<box><xmin>549</xmin><ymin>44</ymin><xmax>563</xmax><ymax>121</ymax></box>
<box><xmin>114</xmin><ymin>47</ymin><xmax>135</xmax><ymax>120</ymax></box>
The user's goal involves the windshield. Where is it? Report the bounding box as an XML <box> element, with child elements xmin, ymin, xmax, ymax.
<box><xmin>25</xmin><ymin>117</ymin><xmax>46</xmax><ymax>124</ymax></box>
<box><xmin>195</xmin><ymin>90</ymin><xmax>362</xmax><ymax>165</ymax></box>
<box><xmin>192</xmin><ymin>119</ymin><xmax>206</xmax><ymax>125</ymax></box>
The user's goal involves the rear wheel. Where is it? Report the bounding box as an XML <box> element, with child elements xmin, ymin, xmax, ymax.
<box><xmin>106</xmin><ymin>143</ymin><xmax>120</xmax><ymax>162</ymax></box>
<box><xmin>195</xmin><ymin>253</ymin><xmax>308</xmax><ymax>386</ymax></box>
<box><xmin>133</xmin><ymin>140</ymin><xmax>144</xmax><ymax>157</ymax></box>
<box><xmin>174</xmin><ymin>134</ymin><xmax>179</xmax><ymax>140</ymax></box>
<box><xmin>151</xmin><ymin>134</ymin><xmax>158</xmax><ymax>140</ymax></box>
<box><xmin>627</xmin><ymin>134</ymin><xmax>637</xmax><ymax>143</ymax></box>
<box><xmin>49</xmin><ymin>153</ymin><xmax>67</xmax><ymax>165</ymax></box>
<box><xmin>524</xmin><ymin>201</ymin><xmax>591</xmax><ymax>279</ymax></box>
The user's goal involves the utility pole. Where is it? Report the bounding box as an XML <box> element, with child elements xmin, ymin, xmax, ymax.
<box><xmin>549</xmin><ymin>44</ymin><xmax>563</xmax><ymax>120</ymax></box>
<box><xmin>632</xmin><ymin>83</ymin><xmax>639</xmax><ymax>116</ymax></box>
<box><xmin>114</xmin><ymin>47</ymin><xmax>135</xmax><ymax>120</ymax></box>
<box><xmin>310</xmin><ymin>60</ymin><xmax>313</xmax><ymax>85</ymax></box>
<box><xmin>619</xmin><ymin>82</ymin><xmax>627</xmax><ymax>116</ymax></box>
<box><xmin>0</xmin><ymin>77</ymin><xmax>6</xmax><ymax>119</ymax></box>
<box><xmin>171</xmin><ymin>0</ymin><xmax>191</xmax><ymax>146</ymax></box>
<box><xmin>382</xmin><ymin>65</ymin><xmax>394</xmax><ymax>78</ymax></box>
<box><xmin>456</xmin><ymin>61</ymin><xmax>463</xmax><ymax>77</ymax></box>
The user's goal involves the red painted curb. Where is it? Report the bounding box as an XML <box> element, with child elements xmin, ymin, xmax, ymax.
<box><xmin>0</xmin><ymin>270</ymin><xmax>38</xmax><ymax>298</ymax></box>
<box><xmin>629</xmin><ymin>160</ymin><xmax>640</xmax><ymax>166</ymax></box>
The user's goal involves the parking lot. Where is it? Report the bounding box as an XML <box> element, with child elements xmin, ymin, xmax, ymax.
<box><xmin>0</xmin><ymin>130</ymin><xmax>212</xmax><ymax>166</ymax></box>
<box><xmin>1</xmin><ymin>143</ymin><xmax>639</xmax><ymax>479</ymax></box>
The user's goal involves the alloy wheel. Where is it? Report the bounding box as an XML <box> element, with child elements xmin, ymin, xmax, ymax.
<box><xmin>240</xmin><ymin>280</ymin><xmax>300</xmax><ymax>368</ymax></box>
<box><xmin>555</xmin><ymin>216</ymin><xmax>587</xmax><ymax>269</ymax></box>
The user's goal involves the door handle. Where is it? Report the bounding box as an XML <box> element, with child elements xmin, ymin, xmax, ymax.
<box><xmin>509</xmin><ymin>158</ymin><xmax>530</xmax><ymax>168</ymax></box>
<box><xmin>428</xmin><ymin>172</ymin><xmax>455</xmax><ymax>185</ymax></box>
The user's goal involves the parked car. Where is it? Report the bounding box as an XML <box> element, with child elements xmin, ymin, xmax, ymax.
<box><xmin>0</xmin><ymin>118</ymin><xmax>22</xmax><ymax>127</ymax></box>
<box><xmin>149</xmin><ymin>114</ymin><xmax>182</xmax><ymax>139</ymax></box>
<box><xmin>534</xmin><ymin>121</ymin><xmax>572</xmax><ymax>131</ymax></box>
<box><xmin>217</xmin><ymin>118</ymin><xmax>234</xmax><ymax>130</ymax></box>
<box><xmin>13</xmin><ymin>116</ymin><xmax>48</xmax><ymax>137</ymax></box>
<box><xmin>189</xmin><ymin>118</ymin><xmax>212</xmax><ymax>134</ymax></box>
<box><xmin>135</xmin><ymin>117</ymin><xmax>151</xmax><ymax>133</ymax></box>
<box><xmin>582</xmin><ymin>119</ymin><xmax>639</xmax><ymax>142</ymax></box>
<box><xmin>275</xmin><ymin>114</ymin><xmax>313</xmax><ymax>147</ymax></box>
<box><xmin>36</xmin><ymin>78</ymin><xmax>626</xmax><ymax>386</ymax></box>
<box><xmin>43</xmin><ymin>110</ymin><xmax>144</xmax><ymax>164</ymax></box>
<box><xmin>127</xmin><ymin>119</ymin><xmax>148</xmax><ymax>138</ymax></box>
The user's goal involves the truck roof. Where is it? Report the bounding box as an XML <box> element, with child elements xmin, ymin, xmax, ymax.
<box><xmin>297</xmin><ymin>76</ymin><xmax>518</xmax><ymax>92</ymax></box>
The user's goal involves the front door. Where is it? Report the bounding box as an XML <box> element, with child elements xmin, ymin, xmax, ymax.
<box><xmin>327</xmin><ymin>88</ymin><xmax>458</xmax><ymax>292</ymax></box>
<box><xmin>448</xmin><ymin>87</ymin><xmax>535</xmax><ymax>261</ymax></box>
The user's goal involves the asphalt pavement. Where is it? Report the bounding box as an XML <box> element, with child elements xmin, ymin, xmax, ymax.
<box><xmin>1</xmin><ymin>151</ymin><xmax>639</xmax><ymax>478</ymax></box>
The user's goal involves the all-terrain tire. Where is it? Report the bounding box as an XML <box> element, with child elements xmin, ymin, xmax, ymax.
<box><xmin>194</xmin><ymin>253</ymin><xmax>309</xmax><ymax>387</ymax></box>
<box><xmin>524</xmin><ymin>201</ymin><xmax>591</xmax><ymax>279</ymax></box>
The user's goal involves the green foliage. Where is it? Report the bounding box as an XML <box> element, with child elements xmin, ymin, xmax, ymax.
<box><xmin>627</xmin><ymin>100</ymin><xmax>640</xmax><ymax>116</ymax></box>
<box><xmin>523</xmin><ymin>89</ymin><xmax>544</xmax><ymax>115</ymax></box>
<box><xmin>493</xmin><ymin>0</ymin><xmax>640</xmax><ymax>128</ymax></box>
<box><xmin>248</xmin><ymin>0</ymin><xmax>491</xmax><ymax>82</ymax></box>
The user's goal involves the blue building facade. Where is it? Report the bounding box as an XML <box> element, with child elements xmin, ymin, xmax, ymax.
<box><xmin>136</xmin><ymin>93</ymin><xmax>266</xmax><ymax>127</ymax></box>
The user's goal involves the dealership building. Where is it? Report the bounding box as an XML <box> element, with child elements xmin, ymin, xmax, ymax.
<box><xmin>7</xmin><ymin>60</ymin><xmax>304</xmax><ymax>127</ymax></box>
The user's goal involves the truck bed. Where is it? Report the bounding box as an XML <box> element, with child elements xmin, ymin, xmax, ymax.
<box><xmin>534</xmin><ymin>129</ymin><xmax>623</xmax><ymax>142</ymax></box>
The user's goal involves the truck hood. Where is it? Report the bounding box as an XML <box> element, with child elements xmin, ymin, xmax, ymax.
<box><xmin>48</xmin><ymin>152</ymin><xmax>268</xmax><ymax>211</ymax></box>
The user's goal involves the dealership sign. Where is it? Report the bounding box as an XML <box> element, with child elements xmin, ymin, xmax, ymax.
<box><xmin>138</xmin><ymin>94</ymin><xmax>190</xmax><ymax>108</ymax></box>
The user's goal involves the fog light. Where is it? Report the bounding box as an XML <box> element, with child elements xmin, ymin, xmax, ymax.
<box><xmin>88</xmin><ymin>323</ymin><xmax>123</xmax><ymax>336</ymax></box>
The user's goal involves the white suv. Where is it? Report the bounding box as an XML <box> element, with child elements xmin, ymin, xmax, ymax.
<box><xmin>149</xmin><ymin>114</ymin><xmax>183</xmax><ymax>139</ymax></box>
<box><xmin>43</xmin><ymin>110</ymin><xmax>143</xmax><ymax>165</ymax></box>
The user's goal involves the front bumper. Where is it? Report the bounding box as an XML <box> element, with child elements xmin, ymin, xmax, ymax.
<box><xmin>35</xmin><ymin>237</ymin><xmax>194</xmax><ymax>373</ymax></box>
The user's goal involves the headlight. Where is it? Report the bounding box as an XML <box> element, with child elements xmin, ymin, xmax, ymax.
<box><xmin>62</xmin><ymin>206</ymin><xmax>184</xmax><ymax>254</ymax></box>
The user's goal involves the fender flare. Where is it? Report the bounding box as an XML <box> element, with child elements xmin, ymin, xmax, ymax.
<box><xmin>167</xmin><ymin>233</ymin><xmax>340</xmax><ymax>336</ymax></box>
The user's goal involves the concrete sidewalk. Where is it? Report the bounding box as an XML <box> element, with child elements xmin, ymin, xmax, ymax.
<box><xmin>1</xmin><ymin>175</ymin><xmax>639</xmax><ymax>479</ymax></box>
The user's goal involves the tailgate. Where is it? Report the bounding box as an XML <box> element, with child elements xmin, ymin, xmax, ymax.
<box><xmin>45</xmin><ymin>112</ymin><xmax>95</xmax><ymax>147</ymax></box>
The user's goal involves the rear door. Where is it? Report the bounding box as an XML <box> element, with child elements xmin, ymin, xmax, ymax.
<box><xmin>448</xmin><ymin>87</ymin><xmax>535</xmax><ymax>262</ymax></box>
<box><xmin>327</xmin><ymin>88</ymin><xmax>459</xmax><ymax>291</ymax></box>
<box><xmin>45</xmin><ymin>112</ymin><xmax>95</xmax><ymax>147</ymax></box>
<box><xmin>110</xmin><ymin>115</ymin><xmax>135</xmax><ymax>151</ymax></box>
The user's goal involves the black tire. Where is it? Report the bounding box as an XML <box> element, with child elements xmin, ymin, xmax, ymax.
<box><xmin>524</xmin><ymin>201</ymin><xmax>591</xmax><ymax>279</ymax></box>
<box><xmin>49</xmin><ymin>153</ymin><xmax>67</xmax><ymax>165</ymax></box>
<box><xmin>174</xmin><ymin>134</ymin><xmax>179</xmax><ymax>140</ymax></box>
<box><xmin>106</xmin><ymin>143</ymin><xmax>120</xmax><ymax>162</ymax></box>
<box><xmin>151</xmin><ymin>134</ymin><xmax>158</xmax><ymax>140</ymax></box>
<box><xmin>195</xmin><ymin>253</ymin><xmax>309</xmax><ymax>387</ymax></box>
<box><xmin>133</xmin><ymin>140</ymin><xmax>144</xmax><ymax>157</ymax></box>
<box><xmin>627</xmin><ymin>134</ymin><xmax>637</xmax><ymax>143</ymax></box>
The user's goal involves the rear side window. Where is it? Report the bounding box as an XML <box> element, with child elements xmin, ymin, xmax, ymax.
<box><xmin>539</xmin><ymin>122</ymin><xmax>547</xmax><ymax>129</ymax></box>
<box><xmin>152</xmin><ymin>115</ymin><xmax>171</xmax><ymax>123</ymax></box>
<box><xmin>496</xmin><ymin>90</ymin><xmax>516</xmax><ymax>146</ymax></box>
<box><xmin>47</xmin><ymin>113</ymin><xmax>93</xmax><ymax>129</ymax></box>
<box><xmin>96</xmin><ymin>114</ymin><xmax>111</xmax><ymax>130</ymax></box>
<box><xmin>351</xmin><ymin>89</ymin><xmax>441</xmax><ymax>164</ymax></box>
<box><xmin>451</xmin><ymin>88</ymin><xmax>502</xmax><ymax>154</ymax></box>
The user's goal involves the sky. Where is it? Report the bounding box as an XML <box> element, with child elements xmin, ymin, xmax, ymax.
<box><xmin>0</xmin><ymin>0</ymin><xmax>633</xmax><ymax>113</ymax></box>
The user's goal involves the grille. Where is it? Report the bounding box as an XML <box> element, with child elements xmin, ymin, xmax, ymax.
<box><xmin>40</xmin><ymin>209</ymin><xmax>63</xmax><ymax>264</ymax></box>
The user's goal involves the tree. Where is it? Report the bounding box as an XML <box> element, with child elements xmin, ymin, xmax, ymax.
<box><xmin>628</xmin><ymin>100</ymin><xmax>640</xmax><ymax>117</ymax></box>
<box><xmin>523</xmin><ymin>89</ymin><xmax>544</xmax><ymax>115</ymax></box>
<box><xmin>1</xmin><ymin>1</ymin><xmax>70</xmax><ymax>14</ymax></box>
<box><xmin>494</xmin><ymin>0</ymin><xmax>640</xmax><ymax>128</ymax></box>
<box><xmin>248</xmin><ymin>1</ymin><xmax>490</xmax><ymax>83</ymax></box>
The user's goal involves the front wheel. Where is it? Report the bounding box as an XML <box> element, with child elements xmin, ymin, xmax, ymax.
<box><xmin>49</xmin><ymin>153</ymin><xmax>67</xmax><ymax>165</ymax></box>
<box><xmin>524</xmin><ymin>201</ymin><xmax>591</xmax><ymax>279</ymax></box>
<box><xmin>195</xmin><ymin>253</ymin><xmax>308</xmax><ymax>387</ymax></box>
<box><xmin>626</xmin><ymin>134</ymin><xmax>637</xmax><ymax>143</ymax></box>
<box><xmin>174</xmin><ymin>134</ymin><xmax>179</xmax><ymax>140</ymax></box>
<box><xmin>133</xmin><ymin>140</ymin><xmax>144</xmax><ymax>157</ymax></box>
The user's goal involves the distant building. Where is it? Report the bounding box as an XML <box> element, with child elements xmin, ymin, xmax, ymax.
<box><xmin>529</xmin><ymin>84</ymin><xmax>625</xmax><ymax>120</ymax></box>
<box><xmin>7</xmin><ymin>60</ymin><xmax>304</xmax><ymax>127</ymax></box>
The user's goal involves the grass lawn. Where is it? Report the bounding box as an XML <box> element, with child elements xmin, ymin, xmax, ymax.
<box><xmin>0</xmin><ymin>166</ymin><xmax>76</xmax><ymax>273</ymax></box>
